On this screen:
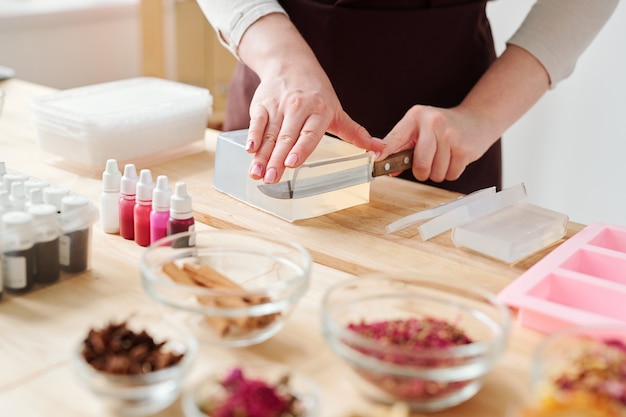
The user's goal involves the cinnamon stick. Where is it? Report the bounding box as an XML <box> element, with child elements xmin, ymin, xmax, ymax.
<box><xmin>161</xmin><ymin>262</ymin><xmax>278</xmax><ymax>337</ymax></box>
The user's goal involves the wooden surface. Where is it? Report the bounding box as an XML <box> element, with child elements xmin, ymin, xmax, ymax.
<box><xmin>0</xmin><ymin>78</ymin><xmax>584</xmax><ymax>417</ymax></box>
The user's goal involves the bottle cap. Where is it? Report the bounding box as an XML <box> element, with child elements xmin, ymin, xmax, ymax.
<box><xmin>170</xmin><ymin>182</ymin><xmax>193</xmax><ymax>219</ymax></box>
<box><xmin>1</xmin><ymin>210</ymin><xmax>34</xmax><ymax>248</ymax></box>
<box><xmin>43</xmin><ymin>186</ymin><xmax>70</xmax><ymax>212</ymax></box>
<box><xmin>29</xmin><ymin>188</ymin><xmax>44</xmax><ymax>205</ymax></box>
<box><xmin>24</xmin><ymin>179</ymin><xmax>50</xmax><ymax>196</ymax></box>
<box><xmin>136</xmin><ymin>169</ymin><xmax>154</xmax><ymax>203</ymax></box>
<box><xmin>3</xmin><ymin>172</ymin><xmax>27</xmax><ymax>194</ymax></box>
<box><xmin>0</xmin><ymin>190</ymin><xmax>11</xmax><ymax>209</ymax></box>
<box><xmin>102</xmin><ymin>159</ymin><xmax>122</xmax><ymax>193</ymax></box>
<box><xmin>120</xmin><ymin>164</ymin><xmax>138</xmax><ymax>196</ymax></box>
<box><xmin>152</xmin><ymin>175</ymin><xmax>171</xmax><ymax>211</ymax></box>
<box><xmin>28</xmin><ymin>203</ymin><xmax>59</xmax><ymax>241</ymax></box>
<box><xmin>9</xmin><ymin>181</ymin><xmax>27</xmax><ymax>209</ymax></box>
<box><xmin>60</xmin><ymin>195</ymin><xmax>99</xmax><ymax>232</ymax></box>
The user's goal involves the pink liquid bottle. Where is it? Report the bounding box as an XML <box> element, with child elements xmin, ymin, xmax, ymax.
<box><xmin>119</xmin><ymin>164</ymin><xmax>138</xmax><ymax>240</ymax></box>
<box><xmin>133</xmin><ymin>169</ymin><xmax>154</xmax><ymax>247</ymax></box>
<box><xmin>149</xmin><ymin>175</ymin><xmax>171</xmax><ymax>244</ymax></box>
<box><xmin>167</xmin><ymin>182</ymin><xmax>195</xmax><ymax>248</ymax></box>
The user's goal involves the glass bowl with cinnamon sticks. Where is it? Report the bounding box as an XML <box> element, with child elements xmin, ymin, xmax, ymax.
<box><xmin>71</xmin><ymin>309</ymin><xmax>198</xmax><ymax>416</ymax></box>
<box><xmin>321</xmin><ymin>274</ymin><xmax>511</xmax><ymax>412</ymax></box>
<box><xmin>141</xmin><ymin>230</ymin><xmax>312</xmax><ymax>347</ymax></box>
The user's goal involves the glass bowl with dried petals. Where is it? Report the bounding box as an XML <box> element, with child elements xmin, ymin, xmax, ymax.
<box><xmin>521</xmin><ymin>324</ymin><xmax>626</xmax><ymax>417</ymax></box>
<box><xmin>141</xmin><ymin>230</ymin><xmax>312</xmax><ymax>347</ymax></box>
<box><xmin>182</xmin><ymin>362</ymin><xmax>320</xmax><ymax>417</ymax></box>
<box><xmin>321</xmin><ymin>275</ymin><xmax>511</xmax><ymax>412</ymax></box>
<box><xmin>70</xmin><ymin>309</ymin><xmax>198</xmax><ymax>416</ymax></box>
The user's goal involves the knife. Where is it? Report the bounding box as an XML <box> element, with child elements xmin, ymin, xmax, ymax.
<box><xmin>257</xmin><ymin>149</ymin><xmax>413</xmax><ymax>199</ymax></box>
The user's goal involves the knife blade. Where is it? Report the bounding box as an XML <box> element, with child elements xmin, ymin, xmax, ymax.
<box><xmin>258</xmin><ymin>149</ymin><xmax>413</xmax><ymax>199</ymax></box>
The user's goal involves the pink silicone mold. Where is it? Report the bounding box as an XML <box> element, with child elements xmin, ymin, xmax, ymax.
<box><xmin>497</xmin><ymin>223</ymin><xmax>626</xmax><ymax>333</ymax></box>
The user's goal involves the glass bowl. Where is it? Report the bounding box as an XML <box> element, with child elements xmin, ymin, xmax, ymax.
<box><xmin>71</xmin><ymin>309</ymin><xmax>198</xmax><ymax>416</ymax></box>
<box><xmin>321</xmin><ymin>275</ymin><xmax>511</xmax><ymax>412</ymax></box>
<box><xmin>524</xmin><ymin>324</ymin><xmax>626</xmax><ymax>417</ymax></box>
<box><xmin>141</xmin><ymin>230</ymin><xmax>312</xmax><ymax>347</ymax></box>
<box><xmin>183</xmin><ymin>361</ymin><xmax>319</xmax><ymax>417</ymax></box>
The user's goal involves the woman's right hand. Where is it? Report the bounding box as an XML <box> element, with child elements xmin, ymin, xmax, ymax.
<box><xmin>237</xmin><ymin>13</ymin><xmax>386</xmax><ymax>184</ymax></box>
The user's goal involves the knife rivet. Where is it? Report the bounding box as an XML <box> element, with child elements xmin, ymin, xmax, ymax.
<box><xmin>404</xmin><ymin>156</ymin><xmax>410</xmax><ymax>165</ymax></box>
<box><xmin>384</xmin><ymin>162</ymin><xmax>391</xmax><ymax>172</ymax></box>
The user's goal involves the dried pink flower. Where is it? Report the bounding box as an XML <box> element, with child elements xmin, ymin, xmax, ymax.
<box><xmin>345</xmin><ymin>317</ymin><xmax>473</xmax><ymax>401</ymax></box>
<box><xmin>198</xmin><ymin>367</ymin><xmax>305</xmax><ymax>417</ymax></box>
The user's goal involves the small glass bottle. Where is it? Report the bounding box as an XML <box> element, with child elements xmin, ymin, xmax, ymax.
<box><xmin>150</xmin><ymin>175</ymin><xmax>171</xmax><ymax>244</ymax></box>
<box><xmin>133</xmin><ymin>169</ymin><xmax>154</xmax><ymax>247</ymax></box>
<box><xmin>60</xmin><ymin>195</ymin><xmax>97</xmax><ymax>273</ymax></box>
<box><xmin>167</xmin><ymin>182</ymin><xmax>195</xmax><ymax>248</ymax></box>
<box><xmin>119</xmin><ymin>164</ymin><xmax>138</xmax><ymax>240</ymax></box>
<box><xmin>100</xmin><ymin>159</ymin><xmax>121</xmax><ymax>234</ymax></box>
<box><xmin>28</xmin><ymin>203</ymin><xmax>60</xmax><ymax>285</ymax></box>
<box><xmin>1</xmin><ymin>211</ymin><xmax>35</xmax><ymax>293</ymax></box>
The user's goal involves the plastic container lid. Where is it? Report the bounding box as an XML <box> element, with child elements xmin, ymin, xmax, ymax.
<box><xmin>31</xmin><ymin>77</ymin><xmax>212</xmax><ymax>132</ymax></box>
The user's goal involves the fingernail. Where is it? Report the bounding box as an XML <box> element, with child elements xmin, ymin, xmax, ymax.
<box><xmin>245</xmin><ymin>140</ymin><xmax>255</xmax><ymax>151</ymax></box>
<box><xmin>374</xmin><ymin>151</ymin><xmax>382</xmax><ymax>159</ymax></box>
<box><xmin>284</xmin><ymin>153</ymin><xmax>298</xmax><ymax>167</ymax></box>
<box><xmin>250</xmin><ymin>163</ymin><xmax>263</xmax><ymax>177</ymax></box>
<box><xmin>264</xmin><ymin>168</ymin><xmax>277</xmax><ymax>183</ymax></box>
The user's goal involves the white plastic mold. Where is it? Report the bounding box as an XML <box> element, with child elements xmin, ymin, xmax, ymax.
<box><xmin>498</xmin><ymin>223</ymin><xmax>626</xmax><ymax>333</ymax></box>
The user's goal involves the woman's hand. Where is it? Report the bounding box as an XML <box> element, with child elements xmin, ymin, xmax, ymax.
<box><xmin>238</xmin><ymin>13</ymin><xmax>385</xmax><ymax>184</ymax></box>
<box><xmin>379</xmin><ymin>105</ymin><xmax>497</xmax><ymax>182</ymax></box>
<box><xmin>379</xmin><ymin>44</ymin><xmax>551</xmax><ymax>183</ymax></box>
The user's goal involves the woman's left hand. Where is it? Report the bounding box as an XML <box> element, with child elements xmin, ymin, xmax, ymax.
<box><xmin>378</xmin><ymin>104</ymin><xmax>498</xmax><ymax>182</ymax></box>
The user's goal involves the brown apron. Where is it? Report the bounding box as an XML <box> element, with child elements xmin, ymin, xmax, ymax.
<box><xmin>223</xmin><ymin>0</ymin><xmax>501</xmax><ymax>194</ymax></box>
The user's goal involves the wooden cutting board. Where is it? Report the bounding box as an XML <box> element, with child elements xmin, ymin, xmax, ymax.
<box><xmin>153</xmin><ymin>130</ymin><xmax>584</xmax><ymax>295</ymax></box>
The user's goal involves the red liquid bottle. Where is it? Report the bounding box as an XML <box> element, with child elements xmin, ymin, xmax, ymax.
<box><xmin>167</xmin><ymin>182</ymin><xmax>195</xmax><ymax>248</ymax></box>
<box><xmin>133</xmin><ymin>169</ymin><xmax>154</xmax><ymax>247</ymax></box>
<box><xmin>119</xmin><ymin>164</ymin><xmax>138</xmax><ymax>240</ymax></box>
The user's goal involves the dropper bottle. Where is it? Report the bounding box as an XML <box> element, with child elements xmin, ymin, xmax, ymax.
<box><xmin>167</xmin><ymin>182</ymin><xmax>195</xmax><ymax>247</ymax></box>
<box><xmin>119</xmin><ymin>164</ymin><xmax>138</xmax><ymax>240</ymax></box>
<box><xmin>100</xmin><ymin>159</ymin><xmax>121</xmax><ymax>234</ymax></box>
<box><xmin>133</xmin><ymin>169</ymin><xmax>154</xmax><ymax>247</ymax></box>
<box><xmin>149</xmin><ymin>175</ymin><xmax>171</xmax><ymax>244</ymax></box>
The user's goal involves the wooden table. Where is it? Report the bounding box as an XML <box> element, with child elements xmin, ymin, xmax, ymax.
<box><xmin>0</xmin><ymin>78</ymin><xmax>584</xmax><ymax>417</ymax></box>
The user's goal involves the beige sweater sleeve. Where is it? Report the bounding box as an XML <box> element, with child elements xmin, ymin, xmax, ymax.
<box><xmin>507</xmin><ymin>0</ymin><xmax>619</xmax><ymax>87</ymax></box>
<box><xmin>195</xmin><ymin>0</ymin><xmax>286</xmax><ymax>59</ymax></box>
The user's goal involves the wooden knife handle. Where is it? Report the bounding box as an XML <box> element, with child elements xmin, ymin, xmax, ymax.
<box><xmin>372</xmin><ymin>149</ymin><xmax>414</xmax><ymax>177</ymax></box>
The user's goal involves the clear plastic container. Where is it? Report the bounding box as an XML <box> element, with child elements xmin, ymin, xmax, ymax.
<box><xmin>31</xmin><ymin>77</ymin><xmax>213</xmax><ymax>176</ymax></box>
<box><xmin>451</xmin><ymin>202</ymin><xmax>569</xmax><ymax>263</ymax></box>
<box><xmin>213</xmin><ymin>129</ymin><xmax>371</xmax><ymax>222</ymax></box>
